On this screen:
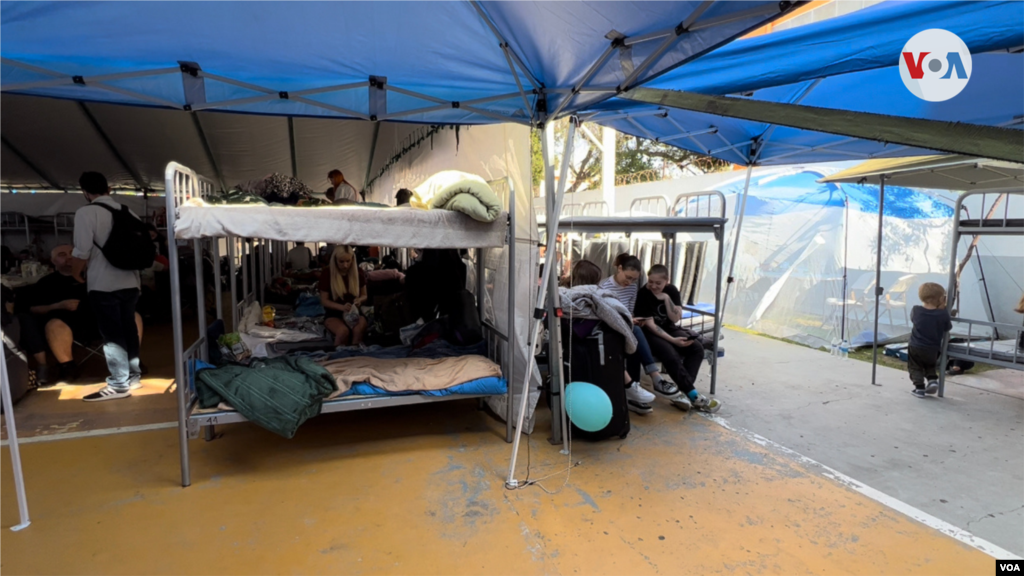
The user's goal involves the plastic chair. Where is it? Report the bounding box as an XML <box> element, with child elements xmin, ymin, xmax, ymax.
<box><xmin>883</xmin><ymin>274</ymin><xmax>916</xmax><ymax>327</ymax></box>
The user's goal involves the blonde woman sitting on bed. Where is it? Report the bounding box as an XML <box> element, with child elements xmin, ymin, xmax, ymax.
<box><xmin>319</xmin><ymin>245</ymin><xmax>368</xmax><ymax>347</ymax></box>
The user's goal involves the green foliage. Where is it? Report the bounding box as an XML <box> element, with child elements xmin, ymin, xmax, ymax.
<box><xmin>530</xmin><ymin>129</ymin><xmax>544</xmax><ymax>192</ymax></box>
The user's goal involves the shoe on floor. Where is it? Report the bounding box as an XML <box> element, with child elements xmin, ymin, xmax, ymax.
<box><xmin>924</xmin><ymin>380</ymin><xmax>939</xmax><ymax>395</ymax></box>
<box><xmin>691</xmin><ymin>393</ymin><xmax>721</xmax><ymax>413</ymax></box>
<box><xmin>627</xmin><ymin>399</ymin><xmax>654</xmax><ymax>415</ymax></box>
<box><xmin>129</xmin><ymin>378</ymin><xmax>143</xmax><ymax>391</ymax></box>
<box><xmin>34</xmin><ymin>365</ymin><xmax>54</xmax><ymax>388</ymax></box>
<box><xmin>83</xmin><ymin>386</ymin><xmax>131</xmax><ymax>402</ymax></box>
<box><xmin>911</xmin><ymin>388</ymin><xmax>927</xmax><ymax>399</ymax></box>
<box><xmin>652</xmin><ymin>378</ymin><xmax>680</xmax><ymax>399</ymax></box>
<box><xmin>626</xmin><ymin>381</ymin><xmax>656</xmax><ymax>404</ymax></box>
<box><xmin>56</xmin><ymin>361</ymin><xmax>79</xmax><ymax>384</ymax></box>
<box><xmin>670</xmin><ymin>395</ymin><xmax>692</xmax><ymax>411</ymax></box>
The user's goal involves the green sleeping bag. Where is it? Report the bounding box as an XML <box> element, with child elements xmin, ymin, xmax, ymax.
<box><xmin>195</xmin><ymin>356</ymin><xmax>336</xmax><ymax>438</ymax></box>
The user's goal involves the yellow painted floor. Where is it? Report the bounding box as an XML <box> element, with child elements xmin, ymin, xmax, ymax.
<box><xmin>1</xmin><ymin>399</ymin><xmax>993</xmax><ymax>575</ymax></box>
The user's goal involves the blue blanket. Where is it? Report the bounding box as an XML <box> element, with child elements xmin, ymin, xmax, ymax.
<box><xmin>338</xmin><ymin>376</ymin><xmax>507</xmax><ymax>398</ymax></box>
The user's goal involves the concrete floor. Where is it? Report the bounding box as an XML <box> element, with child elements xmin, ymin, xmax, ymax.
<box><xmin>709</xmin><ymin>329</ymin><xmax>1024</xmax><ymax>557</ymax></box>
<box><xmin>1</xmin><ymin>317</ymin><xmax>193</xmax><ymax>440</ymax></box>
<box><xmin>1</xmin><ymin>398</ymin><xmax>996</xmax><ymax>575</ymax></box>
<box><xmin>1</xmin><ymin>327</ymin><xmax>1020</xmax><ymax>573</ymax></box>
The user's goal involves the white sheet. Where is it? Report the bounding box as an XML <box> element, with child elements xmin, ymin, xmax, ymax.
<box><xmin>175</xmin><ymin>203</ymin><xmax>508</xmax><ymax>248</ymax></box>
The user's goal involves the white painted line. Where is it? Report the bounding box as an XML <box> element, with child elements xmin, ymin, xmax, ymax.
<box><xmin>1</xmin><ymin>421</ymin><xmax>177</xmax><ymax>446</ymax></box>
<box><xmin>702</xmin><ymin>413</ymin><xmax>1023</xmax><ymax>561</ymax></box>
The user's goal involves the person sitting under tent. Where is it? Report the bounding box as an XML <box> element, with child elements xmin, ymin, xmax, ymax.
<box><xmin>326</xmin><ymin>169</ymin><xmax>359</xmax><ymax>204</ymax></box>
<box><xmin>319</xmin><ymin>245</ymin><xmax>368</xmax><ymax>347</ymax></box>
<box><xmin>285</xmin><ymin>242</ymin><xmax>314</xmax><ymax>270</ymax></box>
<box><xmin>596</xmin><ymin>254</ymin><xmax>672</xmax><ymax>414</ymax></box>
<box><xmin>635</xmin><ymin>264</ymin><xmax>721</xmax><ymax>413</ymax></box>
<box><xmin>16</xmin><ymin>244</ymin><xmax>143</xmax><ymax>387</ymax></box>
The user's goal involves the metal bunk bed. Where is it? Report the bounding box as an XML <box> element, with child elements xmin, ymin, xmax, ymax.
<box><xmin>939</xmin><ymin>189</ymin><xmax>1024</xmax><ymax>397</ymax></box>
<box><xmin>548</xmin><ymin>188</ymin><xmax>728</xmax><ymax>447</ymax></box>
<box><xmin>164</xmin><ymin>161</ymin><xmax>518</xmax><ymax>487</ymax></box>
<box><xmin>0</xmin><ymin>211</ymin><xmax>32</xmax><ymax>247</ymax></box>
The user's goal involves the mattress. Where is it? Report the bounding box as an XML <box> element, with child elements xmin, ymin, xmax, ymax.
<box><xmin>175</xmin><ymin>203</ymin><xmax>508</xmax><ymax>248</ymax></box>
<box><xmin>947</xmin><ymin>340</ymin><xmax>1024</xmax><ymax>366</ymax></box>
<box><xmin>339</xmin><ymin>376</ymin><xmax>507</xmax><ymax>397</ymax></box>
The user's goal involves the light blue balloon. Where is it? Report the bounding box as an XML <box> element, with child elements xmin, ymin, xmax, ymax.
<box><xmin>564</xmin><ymin>381</ymin><xmax>613</xmax><ymax>432</ymax></box>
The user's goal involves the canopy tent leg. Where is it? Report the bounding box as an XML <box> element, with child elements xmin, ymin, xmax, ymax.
<box><xmin>545</xmin><ymin>123</ymin><xmax>569</xmax><ymax>450</ymax></box>
<box><xmin>1</xmin><ymin>351</ymin><xmax>31</xmax><ymax>531</ymax></box>
<box><xmin>710</xmin><ymin>223</ymin><xmax>725</xmax><ymax>396</ymax></box>
<box><xmin>507</xmin><ymin>119</ymin><xmax>576</xmax><ymax>489</ymax></box>
<box><xmin>871</xmin><ymin>177</ymin><xmax>886</xmax><ymax>386</ymax></box>
<box><xmin>506</xmin><ymin>175</ymin><xmax>517</xmax><ymax>445</ymax></box>
<box><xmin>720</xmin><ymin>165</ymin><xmax>753</xmax><ymax>321</ymax></box>
<box><xmin>840</xmin><ymin>189</ymin><xmax>850</xmax><ymax>342</ymax></box>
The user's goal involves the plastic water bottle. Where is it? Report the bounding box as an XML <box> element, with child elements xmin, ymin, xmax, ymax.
<box><xmin>830</xmin><ymin>339</ymin><xmax>839</xmax><ymax>357</ymax></box>
<box><xmin>839</xmin><ymin>339</ymin><xmax>850</xmax><ymax>360</ymax></box>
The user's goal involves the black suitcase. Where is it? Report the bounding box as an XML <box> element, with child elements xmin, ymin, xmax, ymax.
<box><xmin>560</xmin><ymin>319</ymin><xmax>630</xmax><ymax>441</ymax></box>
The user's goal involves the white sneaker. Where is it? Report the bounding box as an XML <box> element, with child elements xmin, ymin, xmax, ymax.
<box><xmin>691</xmin><ymin>393</ymin><xmax>722</xmax><ymax>413</ymax></box>
<box><xmin>671</xmin><ymin>395</ymin><xmax>692</xmax><ymax>411</ymax></box>
<box><xmin>626</xmin><ymin>382</ymin><xmax>656</xmax><ymax>404</ymax></box>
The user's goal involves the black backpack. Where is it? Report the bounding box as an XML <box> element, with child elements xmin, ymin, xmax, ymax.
<box><xmin>89</xmin><ymin>202</ymin><xmax>156</xmax><ymax>270</ymax></box>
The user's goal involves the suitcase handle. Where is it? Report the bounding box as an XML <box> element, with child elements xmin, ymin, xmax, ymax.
<box><xmin>592</xmin><ymin>327</ymin><xmax>606</xmax><ymax>366</ymax></box>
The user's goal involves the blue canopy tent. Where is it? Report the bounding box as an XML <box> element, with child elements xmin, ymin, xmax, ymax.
<box><xmin>581</xmin><ymin>0</ymin><xmax>1023</xmax><ymax>386</ymax></box>
<box><xmin>0</xmin><ymin>0</ymin><xmax>809</xmax><ymax>527</ymax></box>
<box><xmin>2</xmin><ymin>0</ymin><xmax>1022</xmax><ymax>516</ymax></box>
<box><xmin>0</xmin><ymin>1</ymin><xmax>797</xmax><ymax>125</ymax></box>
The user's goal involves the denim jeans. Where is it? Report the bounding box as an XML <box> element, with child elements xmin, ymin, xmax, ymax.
<box><xmin>626</xmin><ymin>325</ymin><xmax>661</xmax><ymax>382</ymax></box>
<box><xmin>88</xmin><ymin>288</ymin><xmax>141</xmax><ymax>390</ymax></box>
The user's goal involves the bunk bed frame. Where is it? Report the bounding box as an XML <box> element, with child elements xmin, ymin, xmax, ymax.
<box><xmin>0</xmin><ymin>211</ymin><xmax>32</xmax><ymax>247</ymax></box>
<box><xmin>939</xmin><ymin>189</ymin><xmax>1024</xmax><ymax>397</ymax></box>
<box><xmin>547</xmin><ymin>189</ymin><xmax>728</xmax><ymax>448</ymax></box>
<box><xmin>164</xmin><ymin>162</ymin><xmax>518</xmax><ymax>487</ymax></box>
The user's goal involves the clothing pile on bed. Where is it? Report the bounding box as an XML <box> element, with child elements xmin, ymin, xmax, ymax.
<box><xmin>206</xmin><ymin>173</ymin><xmax>329</xmax><ymax>206</ymax></box>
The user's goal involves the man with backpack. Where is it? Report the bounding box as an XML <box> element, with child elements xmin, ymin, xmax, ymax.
<box><xmin>71</xmin><ymin>172</ymin><xmax>155</xmax><ymax>402</ymax></box>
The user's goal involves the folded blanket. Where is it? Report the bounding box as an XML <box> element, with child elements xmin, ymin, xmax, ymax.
<box><xmin>320</xmin><ymin>355</ymin><xmax>501</xmax><ymax>398</ymax></box>
<box><xmin>558</xmin><ymin>285</ymin><xmax>638</xmax><ymax>353</ymax></box>
<box><xmin>419</xmin><ymin>171</ymin><xmax>502</xmax><ymax>223</ymax></box>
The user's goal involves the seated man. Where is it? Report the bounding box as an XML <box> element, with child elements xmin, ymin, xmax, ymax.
<box><xmin>17</xmin><ymin>245</ymin><xmax>143</xmax><ymax>386</ymax></box>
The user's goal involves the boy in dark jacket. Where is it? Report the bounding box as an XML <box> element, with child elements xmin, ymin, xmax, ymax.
<box><xmin>909</xmin><ymin>282</ymin><xmax>952</xmax><ymax>398</ymax></box>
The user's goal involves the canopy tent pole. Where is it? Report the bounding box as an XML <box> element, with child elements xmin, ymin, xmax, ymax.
<box><xmin>1</xmin><ymin>350</ymin><xmax>31</xmax><ymax>531</ymax></box>
<box><xmin>841</xmin><ymin>188</ymin><xmax>850</xmax><ymax>342</ymax></box>
<box><xmin>623</xmin><ymin>88</ymin><xmax>1024</xmax><ymax>163</ymax></box>
<box><xmin>507</xmin><ymin>119</ymin><xmax>576</xmax><ymax>489</ymax></box>
<box><xmin>720</xmin><ymin>165</ymin><xmax>753</xmax><ymax>321</ymax></box>
<box><xmin>870</xmin><ymin>176</ymin><xmax>886</xmax><ymax>386</ymax></box>
<box><xmin>543</xmin><ymin>124</ymin><xmax>568</xmax><ymax>451</ymax></box>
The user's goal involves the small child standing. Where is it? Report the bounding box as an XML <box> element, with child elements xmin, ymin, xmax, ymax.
<box><xmin>908</xmin><ymin>282</ymin><xmax>953</xmax><ymax>398</ymax></box>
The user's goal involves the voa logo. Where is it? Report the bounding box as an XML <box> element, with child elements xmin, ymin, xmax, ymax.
<box><xmin>899</xmin><ymin>28</ymin><xmax>972</xmax><ymax>102</ymax></box>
